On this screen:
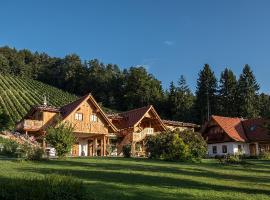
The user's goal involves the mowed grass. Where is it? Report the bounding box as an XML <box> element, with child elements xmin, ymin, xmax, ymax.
<box><xmin>0</xmin><ymin>158</ymin><xmax>269</xmax><ymax>200</ymax></box>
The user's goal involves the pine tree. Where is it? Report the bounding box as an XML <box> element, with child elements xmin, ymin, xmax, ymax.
<box><xmin>218</xmin><ymin>68</ymin><xmax>237</xmax><ymax>117</ymax></box>
<box><xmin>195</xmin><ymin>64</ymin><xmax>218</xmax><ymax>123</ymax></box>
<box><xmin>167</xmin><ymin>81</ymin><xmax>177</xmax><ymax>117</ymax></box>
<box><xmin>258</xmin><ymin>93</ymin><xmax>270</xmax><ymax>118</ymax></box>
<box><xmin>236</xmin><ymin>64</ymin><xmax>260</xmax><ymax>118</ymax></box>
<box><xmin>174</xmin><ymin>75</ymin><xmax>195</xmax><ymax>122</ymax></box>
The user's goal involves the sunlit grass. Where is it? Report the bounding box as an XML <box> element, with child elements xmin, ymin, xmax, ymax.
<box><xmin>0</xmin><ymin>157</ymin><xmax>269</xmax><ymax>200</ymax></box>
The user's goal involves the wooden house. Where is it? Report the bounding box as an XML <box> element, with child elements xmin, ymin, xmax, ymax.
<box><xmin>16</xmin><ymin>93</ymin><xmax>198</xmax><ymax>157</ymax></box>
<box><xmin>16</xmin><ymin>94</ymin><xmax>118</xmax><ymax>156</ymax></box>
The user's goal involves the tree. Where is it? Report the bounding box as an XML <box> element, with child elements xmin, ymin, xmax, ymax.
<box><xmin>195</xmin><ymin>64</ymin><xmax>218</xmax><ymax>123</ymax></box>
<box><xmin>217</xmin><ymin>68</ymin><xmax>238</xmax><ymax>117</ymax></box>
<box><xmin>0</xmin><ymin>109</ymin><xmax>13</xmax><ymax>131</ymax></box>
<box><xmin>122</xmin><ymin>67</ymin><xmax>164</xmax><ymax>110</ymax></box>
<box><xmin>167</xmin><ymin>81</ymin><xmax>177</xmax><ymax>117</ymax></box>
<box><xmin>236</xmin><ymin>65</ymin><xmax>260</xmax><ymax>118</ymax></box>
<box><xmin>258</xmin><ymin>93</ymin><xmax>270</xmax><ymax>118</ymax></box>
<box><xmin>45</xmin><ymin>123</ymin><xmax>75</xmax><ymax>158</ymax></box>
<box><xmin>174</xmin><ymin>75</ymin><xmax>195</xmax><ymax>122</ymax></box>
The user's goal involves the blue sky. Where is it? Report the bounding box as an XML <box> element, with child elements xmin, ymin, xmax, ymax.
<box><xmin>1</xmin><ymin>0</ymin><xmax>270</xmax><ymax>93</ymax></box>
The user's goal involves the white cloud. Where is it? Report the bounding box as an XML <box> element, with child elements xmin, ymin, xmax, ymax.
<box><xmin>163</xmin><ymin>40</ymin><xmax>174</xmax><ymax>46</ymax></box>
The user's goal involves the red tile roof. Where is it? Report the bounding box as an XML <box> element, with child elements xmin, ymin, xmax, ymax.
<box><xmin>211</xmin><ymin>115</ymin><xmax>247</xmax><ymax>142</ymax></box>
<box><xmin>202</xmin><ymin>115</ymin><xmax>270</xmax><ymax>143</ymax></box>
<box><xmin>242</xmin><ymin>118</ymin><xmax>270</xmax><ymax>142</ymax></box>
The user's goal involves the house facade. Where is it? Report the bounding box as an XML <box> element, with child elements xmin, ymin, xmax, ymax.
<box><xmin>201</xmin><ymin>115</ymin><xmax>270</xmax><ymax>157</ymax></box>
<box><xmin>16</xmin><ymin>93</ymin><xmax>198</xmax><ymax>157</ymax></box>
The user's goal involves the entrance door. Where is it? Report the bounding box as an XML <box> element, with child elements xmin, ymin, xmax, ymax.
<box><xmin>72</xmin><ymin>143</ymin><xmax>79</xmax><ymax>156</ymax></box>
<box><xmin>249</xmin><ymin>144</ymin><xmax>257</xmax><ymax>156</ymax></box>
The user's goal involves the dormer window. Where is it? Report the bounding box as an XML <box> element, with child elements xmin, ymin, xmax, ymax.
<box><xmin>75</xmin><ymin>113</ymin><xmax>83</xmax><ymax>121</ymax></box>
<box><xmin>250</xmin><ymin>125</ymin><xmax>256</xmax><ymax>132</ymax></box>
<box><xmin>90</xmin><ymin>114</ymin><xmax>98</xmax><ymax>122</ymax></box>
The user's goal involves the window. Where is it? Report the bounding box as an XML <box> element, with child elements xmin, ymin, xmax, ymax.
<box><xmin>75</xmin><ymin>113</ymin><xmax>83</xmax><ymax>121</ymax></box>
<box><xmin>212</xmin><ymin>146</ymin><xmax>217</xmax><ymax>154</ymax></box>
<box><xmin>238</xmin><ymin>145</ymin><xmax>242</xmax><ymax>152</ymax></box>
<box><xmin>90</xmin><ymin>114</ymin><xmax>98</xmax><ymax>122</ymax></box>
<box><xmin>250</xmin><ymin>125</ymin><xmax>256</xmax><ymax>131</ymax></box>
<box><xmin>222</xmin><ymin>145</ymin><xmax>227</xmax><ymax>153</ymax></box>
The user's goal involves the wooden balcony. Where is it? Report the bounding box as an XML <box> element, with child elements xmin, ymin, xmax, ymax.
<box><xmin>73</xmin><ymin>122</ymin><xmax>108</xmax><ymax>134</ymax></box>
<box><xmin>133</xmin><ymin>128</ymin><xmax>155</xmax><ymax>142</ymax></box>
<box><xmin>16</xmin><ymin>120</ymin><xmax>43</xmax><ymax>131</ymax></box>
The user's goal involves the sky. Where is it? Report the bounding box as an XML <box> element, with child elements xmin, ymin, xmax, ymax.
<box><xmin>1</xmin><ymin>0</ymin><xmax>270</xmax><ymax>93</ymax></box>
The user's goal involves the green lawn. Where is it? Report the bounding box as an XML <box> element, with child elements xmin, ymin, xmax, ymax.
<box><xmin>0</xmin><ymin>157</ymin><xmax>269</xmax><ymax>200</ymax></box>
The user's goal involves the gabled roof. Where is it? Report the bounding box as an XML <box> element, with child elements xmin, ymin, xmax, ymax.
<box><xmin>23</xmin><ymin>105</ymin><xmax>60</xmax><ymax>120</ymax></box>
<box><xmin>242</xmin><ymin>118</ymin><xmax>270</xmax><ymax>142</ymax></box>
<box><xmin>60</xmin><ymin>93</ymin><xmax>118</xmax><ymax>132</ymax></box>
<box><xmin>211</xmin><ymin>115</ymin><xmax>247</xmax><ymax>142</ymax></box>
<box><xmin>109</xmin><ymin>105</ymin><xmax>167</xmax><ymax>130</ymax></box>
<box><xmin>201</xmin><ymin>115</ymin><xmax>247</xmax><ymax>142</ymax></box>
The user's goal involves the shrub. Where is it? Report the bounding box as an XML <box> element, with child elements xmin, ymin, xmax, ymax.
<box><xmin>146</xmin><ymin>130</ymin><xmax>207</xmax><ymax>161</ymax></box>
<box><xmin>218</xmin><ymin>154</ymin><xmax>246</xmax><ymax>165</ymax></box>
<box><xmin>123</xmin><ymin>144</ymin><xmax>131</xmax><ymax>158</ymax></box>
<box><xmin>0</xmin><ymin>175</ymin><xmax>88</xmax><ymax>200</ymax></box>
<box><xmin>17</xmin><ymin>143</ymin><xmax>44</xmax><ymax>161</ymax></box>
<box><xmin>146</xmin><ymin>131</ymin><xmax>191</xmax><ymax>161</ymax></box>
<box><xmin>161</xmin><ymin>134</ymin><xmax>190</xmax><ymax>161</ymax></box>
<box><xmin>178</xmin><ymin>130</ymin><xmax>207</xmax><ymax>160</ymax></box>
<box><xmin>46</xmin><ymin>122</ymin><xmax>75</xmax><ymax>158</ymax></box>
<box><xmin>259</xmin><ymin>151</ymin><xmax>270</xmax><ymax>160</ymax></box>
<box><xmin>0</xmin><ymin>137</ymin><xmax>19</xmax><ymax>157</ymax></box>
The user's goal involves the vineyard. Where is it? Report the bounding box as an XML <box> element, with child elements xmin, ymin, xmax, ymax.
<box><xmin>0</xmin><ymin>74</ymin><xmax>78</xmax><ymax>123</ymax></box>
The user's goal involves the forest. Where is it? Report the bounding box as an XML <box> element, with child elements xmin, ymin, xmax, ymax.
<box><xmin>0</xmin><ymin>46</ymin><xmax>270</xmax><ymax>124</ymax></box>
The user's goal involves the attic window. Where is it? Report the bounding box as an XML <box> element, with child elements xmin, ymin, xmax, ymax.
<box><xmin>250</xmin><ymin>125</ymin><xmax>256</xmax><ymax>132</ymax></box>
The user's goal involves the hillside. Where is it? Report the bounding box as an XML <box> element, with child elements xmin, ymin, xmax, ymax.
<box><xmin>0</xmin><ymin>74</ymin><xmax>78</xmax><ymax>123</ymax></box>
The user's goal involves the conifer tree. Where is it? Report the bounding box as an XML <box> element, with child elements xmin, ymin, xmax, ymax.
<box><xmin>195</xmin><ymin>64</ymin><xmax>218</xmax><ymax>123</ymax></box>
<box><xmin>174</xmin><ymin>75</ymin><xmax>195</xmax><ymax>122</ymax></box>
<box><xmin>236</xmin><ymin>64</ymin><xmax>260</xmax><ymax>118</ymax></box>
<box><xmin>218</xmin><ymin>68</ymin><xmax>237</xmax><ymax>117</ymax></box>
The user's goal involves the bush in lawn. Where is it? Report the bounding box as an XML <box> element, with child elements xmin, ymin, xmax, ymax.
<box><xmin>0</xmin><ymin>137</ymin><xmax>19</xmax><ymax>157</ymax></box>
<box><xmin>259</xmin><ymin>151</ymin><xmax>270</xmax><ymax>160</ymax></box>
<box><xmin>219</xmin><ymin>153</ymin><xmax>246</xmax><ymax>165</ymax></box>
<box><xmin>46</xmin><ymin>122</ymin><xmax>75</xmax><ymax>158</ymax></box>
<box><xmin>146</xmin><ymin>131</ymin><xmax>190</xmax><ymax>161</ymax></box>
<box><xmin>17</xmin><ymin>143</ymin><xmax>44</xmax><ymax>161</ymax></box>
<box><xmin>123</xmin><ymin>144</ymin><xmax>131</xmax><ymax>158</ymax></box>
<box><xmin>177</xmin><ymin>129</ymin><xmax>208</xmax><ymax>160</ymax></box>
<box><xmin>0</xmin><ymin>175</ymin><xmax>88</xmax><ymax>200</ymax></box>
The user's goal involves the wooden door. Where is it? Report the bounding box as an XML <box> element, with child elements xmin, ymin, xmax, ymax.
<box><xmin>249</xmin><ymin>144</ymin><xmax>256</xmax><ymax>156</ymax></box>
<box><xmin>72</xmin><ymin>143</ymin><xmax>79</xmax><ymax>156</ymax></box>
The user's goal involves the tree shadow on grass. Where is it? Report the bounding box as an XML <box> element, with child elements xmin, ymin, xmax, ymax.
<box><xmin>35</xmin><ymin>158</ymin><xmax>270</xmax><ymax>185</ymax></box>
<box><xmin>20</xmin><ymin>166</ymin><xmax>270</xmax><ymax>197</ymax></box>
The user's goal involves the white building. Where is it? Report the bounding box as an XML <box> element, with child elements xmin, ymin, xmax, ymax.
<box><xmin>201</xmin><ymin>115</ymin><xmax>270</xmax><ymax>157</ymax></box>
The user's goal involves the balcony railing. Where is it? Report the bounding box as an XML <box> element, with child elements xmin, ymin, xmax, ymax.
<box><xmin>73</xmin><ymin>122</ymin><xmax>108</xmax><ymax>134</ymax></box>
<box><xmin>133</xmin><ymin>128</ymin><xmax>155</xmax><ymax>142</ymax></box>
<box><xmin>16</xmin><ymin>120</ymin><xmax>43</xmax><ymax>131</ymax></box>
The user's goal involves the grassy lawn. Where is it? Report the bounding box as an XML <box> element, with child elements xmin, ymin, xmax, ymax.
<box><xmin>0</xmin><ymin>157</ymin><xmax>269</xmax><ymax>200</ymax></box>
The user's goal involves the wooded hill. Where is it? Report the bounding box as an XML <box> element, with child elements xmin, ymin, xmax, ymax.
<box><xmin>0</xmin><ymin>74</ymin><xmax>77</xmax><ymax>123</ymax></box>
<box><xmin>1</xmin><ymin>46</ymin><xmax>270</xmax><ymax>124</ymax></box>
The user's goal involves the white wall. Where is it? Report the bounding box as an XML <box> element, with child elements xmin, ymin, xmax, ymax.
<box><xmin>207</xmin><ymin>142</ymin><xmax>250</xmax><ymax>157</ymax></box>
